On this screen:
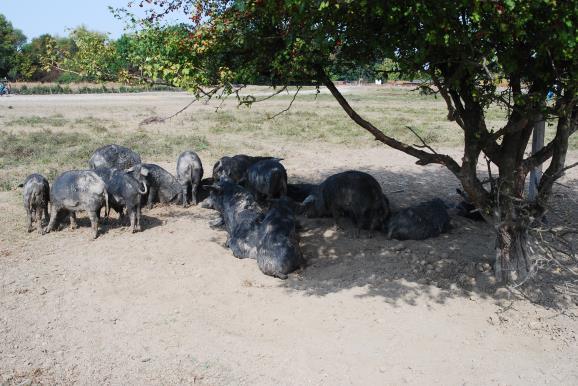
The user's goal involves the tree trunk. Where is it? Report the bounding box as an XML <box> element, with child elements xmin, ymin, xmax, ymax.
<box><xmin>494</xmin><ymin>222</ymin><xmax>533</xmax><ymax>283</ymax></box>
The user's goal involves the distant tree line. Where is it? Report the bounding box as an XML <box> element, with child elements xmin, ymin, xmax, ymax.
<box><xmin>0</xmin><ymin>13</ymin><xmax>408</xmax><ymax>84</ymax></box>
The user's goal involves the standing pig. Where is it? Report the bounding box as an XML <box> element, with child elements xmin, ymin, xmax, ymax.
<box><xmin>176</xmin><ymin>151</ymin><xmax>203</xmax><ymax>206</ymax></box>
<box><xmin>18</xmin><ymin>174</ymin><xmax>50</xmax><ymax>234</ymax></box>
<box><xmin>89</xmin><ymin>144</ymin><xmax>141</xmax><ymax>170</ymax></box>
<box><xmin>245</xmin><ymin>159</ymin><xmax>287</xmax><ymax>202</ymax></box>
<box><xmin>303</xmin><ymin>170</ymin><xmax>390</xmax><ymax>237</ymax></box>
<box><xmin>256</xmin><ymin>197</ymin><xmax>305</xmax><ymax>279</ymax></box>
<box><xmin>141</xmin><ymin>163</ymin><xmax>182</xmax><ymax>209</ymax></box>
<box><xmin>44</xmin><ymin>170</ymin><xmax>109</xmax><ymax>239</ymax></box>
<box><xmin>94</xmin><ymin>165</ymin><xmax>149</xmax><ymax>232</ymax></box>
<box><xmin>384</xmin><ymin>198</ymin><xmax>452</xmax><ymax>240</ymax></box>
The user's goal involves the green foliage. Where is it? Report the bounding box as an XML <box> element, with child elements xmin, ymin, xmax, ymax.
<box><xmin>10</xmin><ymin>83</ymin><xmax>178</xmax><ymax>95</ymax></box>
<box><xmin>14</xmin><ymin>34</ymin><xmax>76</xmax><ymax>81</ymax></box>
<box><xmin>64</xmin><ymin>27</ymin><xmax>119</xmax><ymax>81</ymax></box>
<box><xmin>125</xmin><ymin>1</ymin><xmax>576</xmax><ymax>111</ymax></box>
<box><xmin>0</xmin><ymin>14</ymin><xmax>26</xmax><ymax>78</ymax></box>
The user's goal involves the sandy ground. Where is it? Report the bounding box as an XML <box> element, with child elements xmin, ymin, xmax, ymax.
<box><xmin>1</xmin><ymin>93</ymin><xmax>577</xmax><ymax>385</ymax></box>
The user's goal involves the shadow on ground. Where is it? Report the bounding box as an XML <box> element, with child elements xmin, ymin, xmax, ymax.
<box><xmin>280</xmin><ymin>166</ymin><xmax>578</xmax><ymax>310</ymax></box>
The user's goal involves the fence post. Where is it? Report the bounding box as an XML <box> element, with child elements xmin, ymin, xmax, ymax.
<box><xmin>528</xmin><ymin>116</ymin><xmax>545</xmax><ymax>201</ymax></box>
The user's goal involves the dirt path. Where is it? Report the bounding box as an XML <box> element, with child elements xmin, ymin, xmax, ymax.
<box><xmin>1</xmin><ymin>95</ymin><xmax>577</xmax><ymax>385</ymax></box>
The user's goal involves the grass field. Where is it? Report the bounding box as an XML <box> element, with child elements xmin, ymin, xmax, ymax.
<box><xmin>0</xmin><ymin>85</ymin><xmax>569</xmax><ymax>191</ymax></box>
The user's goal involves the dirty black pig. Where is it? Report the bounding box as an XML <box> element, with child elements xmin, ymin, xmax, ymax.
<box><xmin>89</xmin><ymin>144</ymin><xmax>141</xmax><ymax>170</ymax></box>
<box><xmin>384</xmin><ymin>198</ymin><xmax>452</xmax><ymax>240</ymax></box>
<box><xmin>303</xmin><ymin>170</ymin><xmax>390</xmax><ymax>237</ymax></box>
<box><xmin>19</xmin><ymin>173</ymin><xmax>50</xmax><ymax>234</ymax></box>
<box><xmin>44</xmin><ymin>170</ymin><xmax>109</xmax><ymax>239</ymax></box>
<box><xmin>176</xmin><ymin>150</ymin><xmax>203</xmax><ymax>206</ymax></box>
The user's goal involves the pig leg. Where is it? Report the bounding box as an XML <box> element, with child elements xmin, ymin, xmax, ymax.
<box><xmin>88</xmin><ymin>210</ymin><xmax>99</xmax><ymax>239</ymax></box>
<box><xmin>135</xmin><ymin>205</ymin><xmax>142</xmax><ymax>232</ymax></box>
<box><xmin>182</xmin><ymin>184</ymin><xmax>189</xmax><ymax>207</ymax></box>
<box><xmin>44</xmin><ymin>205</ymin><xmax>60</xmax><ymax>234</ymax></box>
<box><xmin>69</xmin><ymin>212</ymin><xmax>77</xmax><ymax>230</ymax></box>
<box><xmin>349</xmin><ymin>215</ymin><xmax>361</xmax><ymax>239</ymax></box>
<box><xmin>128</xmin><ymin>207</ymin><xmax>137</xmax><ymax>233</ymax></box>
<box><xmin>191</xmin><ymin>183</ymin><xmax>198</xmax><ymax>205</ymax></box>
<box><xmin>147</xmin><ymin>186</ymin><xmax>156</xmax><ymax>210</ymax></box>
<box><xmin>331</xmin><ymin>207</ymin><xmax>343</xmax><ymax>231</ymax></box>
<box><xmin>36</xmin><ymin>208</ymin><xmax>44</xmax><ymax>235</ymax></box>
<box><xmin>117</xmin><ymin>208</ymin><xmax>126</xmax><ymax>225</ymax></box>
<box><xmin>25</xmin><ymin>206</ymin><xmax>33</xmax><ymax>233</ymax></box>
<box><xmin>43</xmin><ymin>204</ymin><xmax>50</xmax><ymax>225</ymax></box>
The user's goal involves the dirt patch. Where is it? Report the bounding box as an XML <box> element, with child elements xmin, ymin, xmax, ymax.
<box><xmin>1</xmin><ymin>93</ymin><xmax>577</xmax><ymax>385</ymax></box>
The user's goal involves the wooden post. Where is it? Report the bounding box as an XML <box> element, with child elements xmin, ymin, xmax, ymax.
<box><xmin>528</xmin><ymin>117</ymin><xmax>545</xmax><ymax>201</ymax></box>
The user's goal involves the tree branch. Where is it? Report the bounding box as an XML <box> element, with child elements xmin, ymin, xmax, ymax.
<box><xmin>316</xmin><ymin>67</ymin><xmax>461</xmax><ymax>174</ymax></box>
<box><xmin>406</xmin><ymin>126</ymin><xmax>438</xmax><ymax>154</ymax></box>
<box><xmin>537</xmin><ymin>104</ymin><xmax>577</xmax><ymax>210</ymax></box>
<box><xmin>139</xmin><ymin>99</ymin><xmax>197</xmax><ymax>126</ymax></box>
<box><xmin>523</xmin><ymin>107</ymin><xmax>578</xmax><ymax>173</ymax></box>
<box><xmin>431</xmin><ymin>74</ymin><xmax>465</xmax><ymax>127</ymax></box>
<box><xmin>267</xmin><ymin>86</ymin><xmax>301</xmax><ymax>119</ymax></box>
<box><xmin>237</xmin><ymin>86</ymin><xmax>288</xmax><ymax>106</ymax></box>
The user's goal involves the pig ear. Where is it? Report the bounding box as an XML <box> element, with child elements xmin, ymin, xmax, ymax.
<box><xmin>140</xmin><ymin>167</ymin><xmax>149</xmax><ymax>176</ymax></box>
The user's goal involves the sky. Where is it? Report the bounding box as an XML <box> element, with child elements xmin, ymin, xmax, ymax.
<box><xmin>0</xmin><ymin>0</ymin><xmax>189</xmax><ymax>41</ymax></box>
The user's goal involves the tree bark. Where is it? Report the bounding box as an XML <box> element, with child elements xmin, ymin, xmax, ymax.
<box><xmin>494</xmin><ymin>222</ymin><xmax>533</xmax><ymax>283</ymax></box>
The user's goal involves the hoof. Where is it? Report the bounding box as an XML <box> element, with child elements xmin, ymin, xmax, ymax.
<box><xmin>43</xmin><ymin>227</ymin><xmax>51</xmax><ymax>234</ymax></box>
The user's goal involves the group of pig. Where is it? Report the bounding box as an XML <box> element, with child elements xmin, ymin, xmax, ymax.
<box><xmin>19</xmin><ymin>144</ymin><xmax>204</xmax><ymax>239</ymax></box>
<box><xmin>19</xmin><ymin>144</ymin><xmax>474</xmax><ymax>279</ymax></box>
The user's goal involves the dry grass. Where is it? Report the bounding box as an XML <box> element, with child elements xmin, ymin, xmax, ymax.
<box><xmin>0</xmin><ymin>85</ymin><xmax>570</xmax><ymax>191</ymax></box>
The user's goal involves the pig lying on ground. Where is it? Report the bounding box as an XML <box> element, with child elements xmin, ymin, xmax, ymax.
<box><xmin>208</xmin><ymin>177</ymin><xmax>263</xmax><ymax>259</ymax></box>
<box><xmin>256</xmin><ymin>197</ymin><xmax>305</xmax><ymax>279</ymax></box>
<box><xmin>452</xmin><ymin>189</ymin><xmax>485</xmax><ymax>221</ymax></box>
<box><xmin>384</xmin><ymin>198</ymin><xmax>452</xmax><ymax>240</ymax></box>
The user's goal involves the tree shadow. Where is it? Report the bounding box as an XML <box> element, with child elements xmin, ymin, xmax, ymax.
<box><xmin>279</xmin><ymin>166</ymin><xmax>578</xmax><ymax>310</ymax></box>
